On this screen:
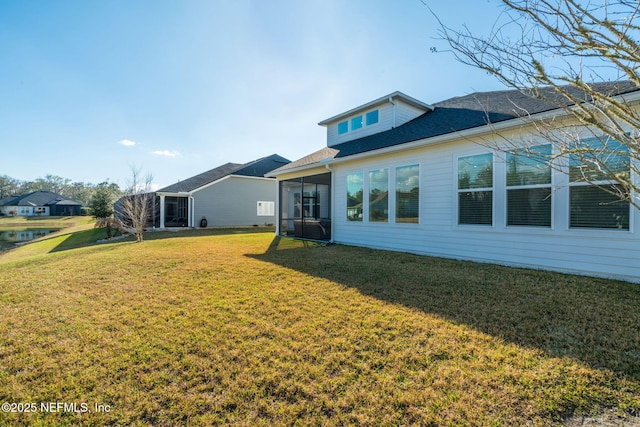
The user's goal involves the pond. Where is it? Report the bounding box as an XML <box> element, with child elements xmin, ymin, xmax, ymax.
<box><xmin>0</xmin><ymin>229</ymin><xmax>60</xmax><ymax>251</ymax></box>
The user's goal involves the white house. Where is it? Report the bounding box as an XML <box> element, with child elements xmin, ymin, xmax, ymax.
<box><xmin>268</xmin><ymin>83</ymin><xmax>640</xmax><ymax>283</ymax></box>
<box><xmin>156</xmin><ymin>154</ymin><xmax>289</xmax><ymax>228</ymax></box>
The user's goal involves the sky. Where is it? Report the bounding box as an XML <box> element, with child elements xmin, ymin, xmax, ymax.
<box><xmin>1</xmin><ymin>0</ymin><xmax>511</xmax><ymax>189</ymax></box>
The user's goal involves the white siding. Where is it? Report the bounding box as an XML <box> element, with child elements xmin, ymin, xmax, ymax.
<box><xmin>193</xmin><ymin>177</ymin><xmax>277</xmax><ymax>226</ymax></box>
<box><xmin>332</xmin><ymin>138</ymin><xmax>640</xmax><ymax>283</ymax></box>
<box><xmin>326</xmin><ymin>101</ymin><xmax>428</xmax><ymax>147</ymax></box>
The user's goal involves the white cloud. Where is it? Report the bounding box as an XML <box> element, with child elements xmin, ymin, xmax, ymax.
<box><xmin>118</xmin><ymin>139</ymin><xmax>137</xmax><ymax>147</ymax></box>
<box><xmin>152</xmin><ymin>150</ymin><xmax>180</xmax><ymax>157</ymax></box>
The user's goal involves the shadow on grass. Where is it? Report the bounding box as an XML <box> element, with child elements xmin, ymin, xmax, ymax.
<box><xmin>249</xmin><ymin>236</ymin><xmax>640</xmax><ymax>383</ymax></box>
<box><xmin>46</xmin><ymin>226</ymin><xmax>276</xmax><ymax>253</ymax></box>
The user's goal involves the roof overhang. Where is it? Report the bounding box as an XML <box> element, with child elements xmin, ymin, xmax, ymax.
<box><xmin>318</xmin><ymin>91</ymin><xmax>434</xmax><ymax>126</ymax></box>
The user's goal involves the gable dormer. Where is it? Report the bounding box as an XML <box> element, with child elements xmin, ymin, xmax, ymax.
<box><xmin>319</xmin><ymin>91</ymin><xmax>433</xmax><ymax>147</ymax></box>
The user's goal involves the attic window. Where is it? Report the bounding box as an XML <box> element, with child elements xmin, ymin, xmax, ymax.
<box><xmin>337</xmin><ymin>109</ymin><xmax>379</xmax><ymax>136</ymax></box>
<box><xmin>351</xmin><ymin>115</ymin><xmax>363</xmax><ymax>131</ymax></box>
<box><xmin>338</xmin><ymin>121</ymin><xmax>348</xmax><ymax>135</ymax></box>
<box><xmin>366</xmin><ymin>110</ymin><xmax>379</xmax><ymax>125</ymax></box>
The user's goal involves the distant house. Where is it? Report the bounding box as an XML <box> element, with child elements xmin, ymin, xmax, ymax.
<box><xmin>155</xmin><ymin>154</ymin><xmax>289</xmax><ymax>228</ymax></box>
<box><xmin>0</xmin><ymin>191</ymin><xmax>82</xmax><ymax>217</ymax></box>
<box><xmin>268</xmin><ymin>83</ymin><xmax>640</xmax><ymax>283</ymax></box>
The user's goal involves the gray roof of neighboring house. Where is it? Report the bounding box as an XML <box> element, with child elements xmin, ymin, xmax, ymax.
<box><xmin>0</xmin><ymin>191</ymin><xmax>82</xmax><ymax>207</ymax></box>
<box><xmin>157</xmin><ymin>154</ymin><xmax>290</xmax><ymax>193</ymax></box>
<box><xmin>274</xmin><ymin>81</ymin><xmax>640</xmax><ymax>172</ymax></box>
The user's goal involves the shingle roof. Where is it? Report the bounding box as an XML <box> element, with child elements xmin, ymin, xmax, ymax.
<box><xmin>273</xmin><ymin>81</ymin><xmax>639</xmax><ymax>172</ymax></box>
<box><xmin>0</xmin><ymin>191</ymin><xmax>81</xmax><ymax>207</ymax></box>
<box><xmin>158</xmin><ymin>154</ymin><xmax>290</xmax><ymax>193</ymax></box>
<box><xmin>332</xmin><ymin>81</ymin><xmax>639</xmax><ymax>158</ymax></box>
<box><xmin>267</xmin><ymin>147</ymin><xmax>339</xmax><ymax>176</ymax></box>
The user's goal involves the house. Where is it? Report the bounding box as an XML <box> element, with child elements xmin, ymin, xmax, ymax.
<box><xmin>0</xmin><ymin>191</ymin><xmax>82</xmax><ymax>217</ymax></box>
<box><xmin>268</xmin><ymin>83</ymin><xmax>640</xmax><ymax>283</ymax></box>
<box><xmin>155</xmin><ymin>154</ymin><xmax>289</xmax><ymax>228</ymax></box>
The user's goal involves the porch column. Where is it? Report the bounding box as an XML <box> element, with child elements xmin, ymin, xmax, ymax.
<box><xmin>159</xmin><ymin>194</ymin><xmax>166</xmax><ymax>229</ymax></box>
<box><xmin>189</xmin><ymin>196</ymin><xmax>195</xmax><ymax>228</ymax></box>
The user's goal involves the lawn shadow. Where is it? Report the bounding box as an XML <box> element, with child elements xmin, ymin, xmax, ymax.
<box><xmin>249</xmin><ymin>237</ymin><xmax>640</xmax><ymax>383</ymax></box>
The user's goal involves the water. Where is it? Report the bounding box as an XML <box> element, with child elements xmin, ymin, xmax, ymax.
<box><xmin>0</xmin><ymin>229</ymin><xmax>60</xmax><ymax>251</ymax></box>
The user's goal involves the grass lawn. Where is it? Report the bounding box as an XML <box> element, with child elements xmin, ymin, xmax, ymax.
<box><xmin>0</xmin><ymin>229</ymin><xmax>639</xmax><ymax>426</ymax></box>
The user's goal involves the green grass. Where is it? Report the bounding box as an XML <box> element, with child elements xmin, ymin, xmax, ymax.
<box><xmin>0</xmin><ymin>229</ymin><xmax>638</xmax><ymax>426</ymax></box>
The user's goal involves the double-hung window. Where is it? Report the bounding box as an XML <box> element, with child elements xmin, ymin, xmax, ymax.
<box><xmin>506</xmin><ymin>145</ymin><xmax>552</xmax><ymax>227</ymax></box>
<box><xmin>569</xmin><ymin>137</ymin><xmax>630</xmax><ymax>229</ymax></box>
<box><xmin>458</xmin><ymin>153</ymin><xmax>493</xmax><ymax>225</ymax></box>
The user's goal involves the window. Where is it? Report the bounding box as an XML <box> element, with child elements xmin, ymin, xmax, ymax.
<box><xmin>351</xmin><ymin>115</ymin><xmax>363</xmax><ymax>131</ymax></box>
<box><xmin>346</xmin><ymin>173</ymin><xmax>364</xmax><ymax>221</ymax></box>
<box><xmin>366</xmin><ymin>110</ymin><xmax>379</xmax><ymax>126</ymax></box>
<box><xmin>458</xmin><ymin>153</ymin><xmax>493</xmax><ymax>225</ymax></box>
<box><xmin>396</xmin><ymin>164</ymin><xmax>419</xmax><ymax>223</ymax></box>
<box><xmin>338</xmin><ymin>121</ymin><xmax>348</xmax><ymax>135</ymax></box>
<box><xmin>369</xmin><ymin>168</ymin><xmax>389</xmax><ymax>222</ymax></box>
<box><xmin>257</xmin><ymin>201</ymin><xmax>275</xmax><ymax>216</ymax></box>
<box><xmin>506</xmin><ymin>145</ymin><xmax>552</xmax><ymax>226</ymax></box>
<box><xmin>337</xmin><ymin>109</ymin><xmax>379</xmax><ymax>136</ymax></box>
<box><xmin>569</xmin><ymin>137</ymin><xmax>630</xmax><ymax>229</ymax></box>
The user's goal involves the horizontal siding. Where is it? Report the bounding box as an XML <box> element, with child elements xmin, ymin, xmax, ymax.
<box><xmin>395</xmin><ymin>100</ymin><xmax>427</xmax><ymax>127</ymax></box>
<box><xmin>327</xmin><ymin>104</ymin><xmax>395</xmax><ymax>146</ymax></box>
<box><xmin>194</xmin><ymin>177</ymin><xmax>277</xmax><ymax>226</ymax></box>
<box><xmin>332</xmin><ymin>140</ymin><xmax>640</xmax><ymax>283</ymax></box>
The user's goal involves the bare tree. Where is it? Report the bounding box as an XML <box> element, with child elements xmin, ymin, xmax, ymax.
<box><xmin>430</xmin><ymin>0</ymin><xmax>640</xmax><ymax>208</ymax></box>
<box><xmin>119</xmin><ymin>166</ymin><xmax>154</xmax><ymax>243</ymax></box>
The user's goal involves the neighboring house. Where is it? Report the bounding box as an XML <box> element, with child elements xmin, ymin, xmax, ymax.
<box><xmin>0</xmin><ymin>191</ymin><xmax>82</xmax><ymax>217</ymax></box>
<box><xmin>155</xmin><ymin>154</ymin><xmax>289</xmax><ymax>228</ymax></box>
<box><xmin>268</xmin><ymin>84</ymin><xmax>640</xmax><ymax>283</ymax></box>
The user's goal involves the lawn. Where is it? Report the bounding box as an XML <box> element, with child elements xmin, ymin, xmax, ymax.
<box><xmin>0</xmin><ymin>229</ymin><xmax>638</xmax><ymax>426</ymax></box>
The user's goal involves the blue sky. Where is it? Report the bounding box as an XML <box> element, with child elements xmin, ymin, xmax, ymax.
<box><xmin>1</xmin><ymin>0</ymin><xmax>509</xmax><ymax>189</ymax></box>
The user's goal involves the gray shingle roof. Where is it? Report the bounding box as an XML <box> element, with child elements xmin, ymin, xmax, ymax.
<box><xmin>332</xmin><ymin>81</ymin><xmax>639</xmax><ymax>158</ymax></box>
<box><xmin>0</xmin><ymin>191</ymin><xmax>81</xmax><ymax>207</ymax></box>
<box><xmin>158</xmin><ymin>154</ymin><xmax>290</xmax><ymax>193</ymax></box>
<box><xmin>273</xmin><ymin>81</ymin><xmax>639</xmax><ymax>172</ymax></box>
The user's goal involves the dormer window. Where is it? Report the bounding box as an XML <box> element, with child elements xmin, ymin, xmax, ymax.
<box><xmin>351</xmin><ymin>115</ymin><xmax>363</xmax><ymax>131</ymax></box>
<box><xmin>337</xmin><ymin>109</ymin><xmax>379</xmax><ymax>136</ymax></box>
<box><xmin>338</xmin><ymin>121</ymin><xmax>348</xmax><ymax>135</ymax></box>
<box><xmin>366</xmin><ymin>110</ymin><xmax>379</xmax><ymax>126</ymax></box>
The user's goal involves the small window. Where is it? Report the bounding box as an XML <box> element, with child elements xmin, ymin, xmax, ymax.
<box><xmin>346</xmin><ymin>173</ymin><xmax>364</xmax><ymax>222</ymax></box>
<box><xmin>366</xmin><ymin>110</ymin><xmax>379</xmax><ymax>126</ymax></box>
<box><xmin>257</xmin><ymin>201</ymin><xmax>275</xmax><ymax>216</ymax></box>
<box><xmin>458</xmin><ymin>153</ymin><xmax>493</xmax><ymax>225</ymax></box>
<box><xmin>338</xmin><ymin>121</ymin><xmax>348</xmax><ymax>135</ymax></box>
<box><xmin>351</xmin><ymin>115</ymin><xmax>363</xmax><ymax>131</ymax></box>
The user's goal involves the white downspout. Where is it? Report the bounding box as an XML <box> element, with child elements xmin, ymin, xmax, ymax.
<box><xmin>389</xmin><ymin>96</ymin><xmax>397</xmax><ymax>127</ymax></box>
<box><xmin>190</xmin><ymin>195</ymin><xmax>195</xmax><ymax>228</ymax></box>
